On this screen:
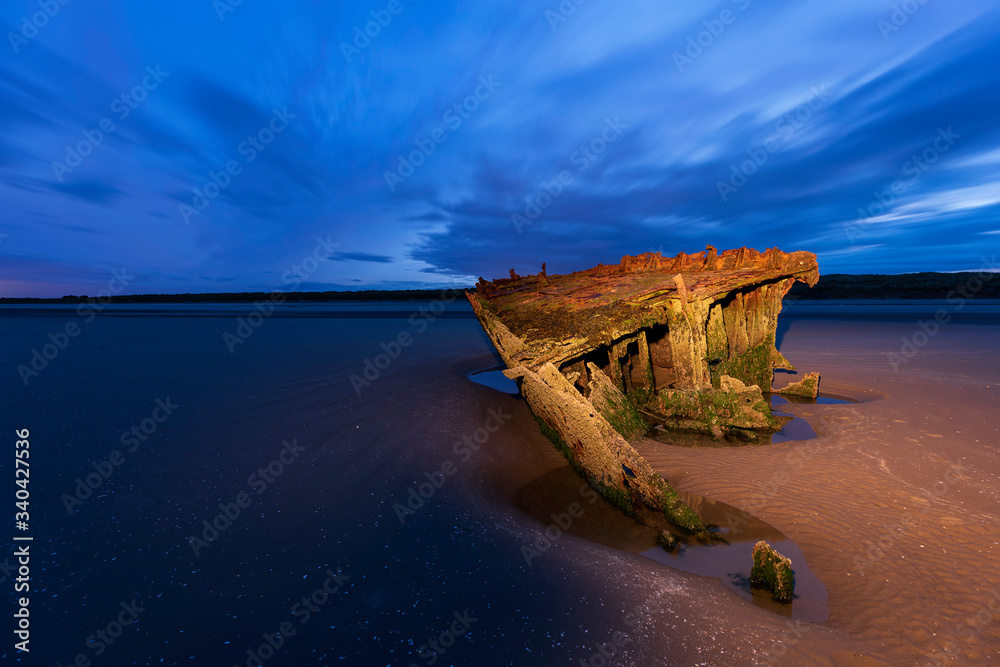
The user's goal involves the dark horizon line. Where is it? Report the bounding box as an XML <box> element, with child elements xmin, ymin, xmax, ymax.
<box><xmin>1</xmin><ymin>271</ymin><xmax>998</xmax><ymax>303</ymax></box>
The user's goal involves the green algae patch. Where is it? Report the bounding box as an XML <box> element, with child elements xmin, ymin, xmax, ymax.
<box><xmin>530</xmin><ymin>412</ymin><xmax>635</xmax><ymax>516</ymax></box>
<box><xmin>656</xmin><ymin>376</ymin><xmax>779</xmax><ymax>434</ymax></box>
<box><xmin>656</xmin><ymin>530</ymin><xmax>678</xmax><ymax>552</ymax></box>
<box><xmin>588</xmin><ymin>362</ymin><xmax>647</xmax><ymax>439</ymax></box>
<box><xmin>714</xmin><ymin>337</ymin><xmax>774</xmax><ymax>390</ymax></box>
<box><xmin>653</xmin><ymin>475</ymin><xmax>705</xmax><ymax>533</ymax></box>
<box><xmin>779</xmin><ymin>371</ymin><xmax>820</xmax><ymax>398</ymax></box>
<box><xmin>751</xmin><ymin>540</ymin><xmax>795</xmax><ymax>603</ymax></box>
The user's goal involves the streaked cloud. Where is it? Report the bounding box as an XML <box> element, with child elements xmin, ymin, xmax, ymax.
<box><xmin>0</xmin><ymin>0</ymin><xmax>997</xmax><ymax>296</ymax></box>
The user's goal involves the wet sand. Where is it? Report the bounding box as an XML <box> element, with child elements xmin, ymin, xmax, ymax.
<box><xmin>629</xmin><ymin>316</ymin><xmax>1000</xmax><ymax>664</ymax></box>
<box><xmin>464</xmin><ymin>307</ymin><xmax>1000</xmax><ymax>664</ymax></box>
<box><xmin>2</xmin><ymin>301</ymin><xmax>997</xmax><ymax>665</ymax></box>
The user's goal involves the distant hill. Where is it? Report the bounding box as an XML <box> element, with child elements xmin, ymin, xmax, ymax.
<box><xmin>786</xmin><ymin>272</ymin><xmax>1000</xmax><ymax>299</ymax></box>
<box><xmin>2</xmin><ymin>273</ymin><xmax>998</xmax><ymax>303</ymax></box>
<box><xmin>0</xmin><ymin>288</ymin><xmax>472</xmax><ymax>304</ymax></box>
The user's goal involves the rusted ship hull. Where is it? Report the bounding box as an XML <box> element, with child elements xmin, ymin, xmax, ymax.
<box><xmin>468</xmin><ymin>246</ymin><xmax>819</xmax><ymax>527</ymax></box>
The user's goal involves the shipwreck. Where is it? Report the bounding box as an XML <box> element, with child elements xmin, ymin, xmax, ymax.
<box><xmin>467</xmin><ymin>245</ymin><xmax>820</xmax><ymax>531</ymax></box>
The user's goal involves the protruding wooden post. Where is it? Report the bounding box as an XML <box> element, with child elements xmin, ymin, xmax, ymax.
<box><xmin>612</xmin><ymin>340</ymin><xmax>632</xmax><ymax>393</ymax></box>
<box><xmin>608</xmin><ymin>345</ymin><xmax>625</xmax><ymax>393</ymax></box>
<box><xmin>637</xmin><ymin>330</ymin><xmax>655</xmax><ymax>392</ymax></box>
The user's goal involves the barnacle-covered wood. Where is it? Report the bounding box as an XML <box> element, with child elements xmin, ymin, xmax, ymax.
<box><xmin>468</xmin><ymin>246</ymin><xmax>819</xmax><ymax>524</ymax></box>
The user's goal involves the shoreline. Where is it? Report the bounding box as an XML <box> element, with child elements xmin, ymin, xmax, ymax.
<box><xmin>470</xmin><ymin>316</ymin><xmax>1000</xmax><ymax>664</ymax></box>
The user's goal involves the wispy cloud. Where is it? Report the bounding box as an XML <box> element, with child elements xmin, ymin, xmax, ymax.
<box><xmin>1</xmin><ymin>1</ymin><xmax>998</xmax><ymax>295</ymax></box>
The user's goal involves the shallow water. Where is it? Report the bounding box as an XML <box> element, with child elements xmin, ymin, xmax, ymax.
<box><xmin>6</xmin><ymin>299</ymin><xmax>997</xmax><ymax>664</ymax></box>
<box><xmin>469</xmin><ymin>369</ymin><xmax>832</xmax><ymax>622</ymax></box>
<box><xmin>0</xmin><ymin>302</ymin><xmax>654</xmax><ymax>665</ymax></box>
<box><xmin>645</xmin><ymin>393</ymin><xmax>852</xmax><ymax>448</ymax></box>
<box><xmin>469</xmin><ymin>364</ymin><xmax>854</xmax><ymax>448</ymax></box>
<box><xmin>510</xmin><ymin>465</ymin><xmax>829</xmax><ymax>623</ymax></box>
<box><xmin>467</xmin><ymin>368</ymin><xmax>520</xmax><ymax>395</ymax></box>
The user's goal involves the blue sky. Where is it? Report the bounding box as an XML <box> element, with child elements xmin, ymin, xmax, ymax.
<box><xmin>1</xmin><ymin>0</ymin><xmax>998</xmax><ymax>297</ymax></box>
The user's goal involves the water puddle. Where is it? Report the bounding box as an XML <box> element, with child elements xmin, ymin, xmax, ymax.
<box><xmin>472</xmin><ymin>366</ymin><xmax>831</xmax><ymax>621</ymax></box>
<box><xmin>467</xmin><ymin>368</ymin><xmax>520</xmax><ymax>395</ymax></box>
<box><xmin>467</xmin><ymin>367</ymin><xmax>854</xmax><ymax>448</ymax></box>
<box><xmin>646</xmin><ymin>393</ymin><xmax>857</xmax><ymax>448</ymax></box>
<box><xmin>512</xmin><ymin>466</ymin><xmax>828</xmax><ymax>622</ymax></box>
<box><xmin>774</xmin><ymin>393</ymin><xmax>858</xmax><ymax>405</ymax></box>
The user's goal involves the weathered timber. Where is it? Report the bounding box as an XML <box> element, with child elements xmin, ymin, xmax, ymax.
<box><xmin>779</xmin><ymin>371</ymin><xmax>821</xmax><ymax>398</ymax></box>
<box><xmin>469</xmin><ymin>246</ymin><xmax>819</xmax><ymax>524</ymax></box>
<box><xmin>751</xmin><ymin>540</ymin><xmax>795</xmax><ymax>602</ymax></box>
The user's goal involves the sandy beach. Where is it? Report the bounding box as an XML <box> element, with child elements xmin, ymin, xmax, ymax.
<box><xmin>460</xmin><ymin>303</ymin><xmax>1000</xmax><ymax>665</ymax></box>
<box><xmin>647</xmin><ymin>315</ymin><xmax>1000</xmax><ymax>665</ymax></box>
<box><xmin>3</xmin><ymin>300</ymin><xmax>998</xmax><ymax>665</ymax></box>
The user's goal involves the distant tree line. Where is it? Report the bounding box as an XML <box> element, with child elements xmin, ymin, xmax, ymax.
<box><xmin>787</xmin><ymin>272</ymin><xmax>1000</xmax><ymax>299</ymax></box>
<box><xmin>0</xmin><ymin>288</ymin><xmax>474</xmax><ymax>304</ymax></box>
<box><xmin>2</xmin><ymin>273</ymin><xmax>998</xmax><ymax>303</ymax></box>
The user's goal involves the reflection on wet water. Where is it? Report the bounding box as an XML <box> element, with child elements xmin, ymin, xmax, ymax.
<box><xmin>775</xmin><ymin>393</ymin><xmax>858</xmax><ymax>405</ymax></box>
<box><xmin>469</xmin><ymin>365</ymin><xmax>831</xmax><ymax>621</ymax></box>
<box><xmin>512</xmin><ymin>466</ymin><xmax>829</xmax><ymax>623</ymax></box>
<box><xmin>467</xmin><ymin>365</ymin><xmax>854</xmax><ymax>448</ymax></box>
<box><xmin>468</xmin><ymin>368</ymin><xmax>520</xmax><ymax>395</ymax></box>
<box><xmin>646</xmin><ymin>393</ymin><xmax>858</xmax><ymax>448</ymax></box>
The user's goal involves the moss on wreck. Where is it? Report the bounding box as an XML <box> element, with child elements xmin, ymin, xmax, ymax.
<box><xmin>595</xmin><ymin>386</ymin><xmax>647</xmax><ymax>440</ymax></box>
<box><xmin>658</xmin><ymin>384</ymin><xmax>778</xmax><ymax>433</ymax></box>
<box><xmin>475</xmin><ymin>295</ymin><xmax>498</xmax><ymax>314</ymax></box>
<box><xmin>714</xmin><ymin>336</ymin><xmax>774</xmax><ymax>390</ymax></box>
<box><xmin>653</xmin><ymin>474</ymin><xmax>705</xmax><ymax>533</ymax></box>
<box><xmin>616</xmin><ymin>313</ymin><xmax>660</xmax><ymax>338</ymax></box>
<box><xmin>705</xmin><ymin>304</ymin><xmax>729</xmax><ymax>362</ymax></box>
<box><xmin>591</xmin><ymin>478</ymin><xmax>635</xmax><ymax>516</ymax></box>
<box><xmin>751</xmin><ymin>540</ymin><xmax>795</xmax><ymax>603</ymax></box>
<box><xmin>779</xmin><ymin>371</ymin><xmax>820</xmax><ymax>398</ymax></box>
<box><xmin>662</xmin><ymin>488</ymin><xmax>704</xmax><ymax>532</ymax></box>
<box><xmin>657</xmin><ymin>389</ymin><xmax>703</xmax><ymax>420</ymax></box>
<box><xmin>530</xmin><ymin>413</ymin><xmax>635</xmax><ymax>516</ymax></box>
<box><xmin>656</xmin><ymin>530</ymin><xmax>678</xmax><ymax>552</ymax></box>
<box><xmin>532</xmin><ymin>413</ymin><xmax>585</xmax><ymax>478</ymax></box>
